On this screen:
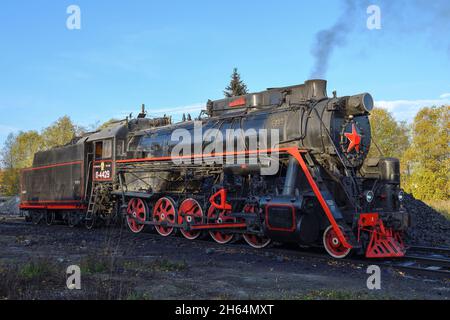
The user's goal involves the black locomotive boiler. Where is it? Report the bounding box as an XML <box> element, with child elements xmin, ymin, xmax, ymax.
<box><xmin>20</xmin><ymin>80</ymin><xmax>410</xmax><ymax>259</ymax></box>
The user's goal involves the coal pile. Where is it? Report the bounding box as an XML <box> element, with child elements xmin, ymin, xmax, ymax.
<box><xmin>404</xmin><ymin>194</ymin><xmax>450</xmax><ymax>247</ymax></box>
<box><xmin>0</xmin><ymin>196</ymin><xmax>20</xmax><ymax>216</ymax></box>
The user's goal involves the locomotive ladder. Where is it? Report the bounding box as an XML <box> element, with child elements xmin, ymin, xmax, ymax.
<box><xmin>86</xmin><ymin>182</ymin><xmax>99</xmax><ymax>219</ymax></box>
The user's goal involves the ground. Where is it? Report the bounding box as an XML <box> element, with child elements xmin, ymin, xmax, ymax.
<box><xmin>0</xmin><ymin>214</ymin><xmax>449</xmax><ymax>300</ymax></box>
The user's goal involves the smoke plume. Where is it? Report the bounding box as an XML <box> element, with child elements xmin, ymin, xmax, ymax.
<box><xmin>309</xmin><ymin>0</ymin><xmax>358</xmax><ymax>79</ymax></box>
<box><xmin>309</xmin><ymin>0</ymin><xmax>450</xmax><ymax>79</ymax></box>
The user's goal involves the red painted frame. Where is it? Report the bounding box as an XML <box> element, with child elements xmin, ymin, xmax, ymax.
<box><xmin>190</xmin><ymin>222</ymin><xmax>247</xmax><ymax>231</ymax></box>
<box><xmin>118</xmin><ymin>147</ymin><xmax>352</xmax><ymax>249</ymax></box>
<box><xmin>265</xmin><ymin>203</ymin><xmax>296</xmax><ymax>232</ymax></box>
<box><xmin>19</xmin><ymin>204</ymin><xmax>87</xmax><ymax>210</ymax></box>
<box><xmin>209</xmin><ymin>189</ymin><xmax>232</xmax><ymax>210</ymax></box>
<box><xmin>18</xmin><ymin>146</ymin><xmax>352</xmax><ymax>249</ymax></box>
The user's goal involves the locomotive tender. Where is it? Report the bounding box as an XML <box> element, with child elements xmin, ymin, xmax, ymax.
<box><xmin>20</xmin><ymin>80</ymin><xmax>410</xmax><ymax>259</ymax></box>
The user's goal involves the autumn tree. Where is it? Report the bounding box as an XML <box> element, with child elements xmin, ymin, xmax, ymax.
<box><xmin>41</xmin><ymin>116</ymin><xmax>76</xmax><ymax>149</ymax></box>
<box><xmin>0</xmin><ymin>133</ymin><xmax>16</xmax><ymax>170</ymax></box>
<box><xmin>0</xmin><ymin>131</ymin><xmax>43</xmax><ymax>195</ymax></box>
<box><xmin>224</xmin><ymin>68</ymin><xmax>248</xmax><ymax>97</ymax></box>
<box><xmin>0</xmin><ymin>170</ymin><xmax>5</xmax><ymax>194</ymax></box>
<box><xmin>10</xmin><ymin>131</ymin><xmax>43</xmax><ymax>168</ymax></box>
<box><xmin>0</xmin><ymin>133</ymin><xmax>19</xmax><ymax>195</ymax></box>
<box><xmin>98</xmin><ymin>118</ymin><xmax>120</xmax><ymax>130</ymax></box>
<box><xmin>402</xmin><ymin>105</ymin><xmax>449</xmax><ymax>200</ymax></box>
<box><xmin>0</xmin><ymin>116</ymin><xmax>77</xmax><ymax>195</ymax></box>
<box><xmin>0</xmin><ymin>169</ymin><xmax>18</xmax><ymax>195</ymax></box>
<box><xmin>368</xmin><ymin>108</ymin><xmax>410</xmax><ymax>159</ymax></box>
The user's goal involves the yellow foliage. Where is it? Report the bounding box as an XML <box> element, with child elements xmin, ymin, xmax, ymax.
<box><xmin>369</xmin><ymin>108</ymin><xmax>410</xmax><ymax>159</ymax></box>
<box><xmin>402</xmin><ymin>105</ymin><xmax>449</xmax><ymax>201</ymax></box>
<box><xmin>41</xmin><ymin>116</ymin><xmax>76</xmax><ymax>150</ymax></box>
<box><xmin>0</xmin><ymin>116</ymin><xmax>77</xmax><ymax>195</ymax></box>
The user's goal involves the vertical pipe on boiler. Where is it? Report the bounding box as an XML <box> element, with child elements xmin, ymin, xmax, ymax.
<box><xmin>282</xmin><ymin>156</ymin><xmax>299</xmax><ymax>196</ymax></box>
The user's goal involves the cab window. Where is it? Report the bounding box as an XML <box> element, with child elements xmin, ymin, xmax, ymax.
<box><xmin>95</xmin><ymin>139</ymin><xmax>113</xmax><ymax>160</ymax></box>
<box><xmin>103</xmin><ymin>140</ymin><xmax>112</xmax><ymax>159</ymax></box>
<box><xmin>95</xmin><ymin>141</ymin><xmax>103</xmax><ymax>159</ymax></box>
<box><xmin>116</xmin><ymin>139</ymin><xmax>126</xmax><ymax>157</ymax></box>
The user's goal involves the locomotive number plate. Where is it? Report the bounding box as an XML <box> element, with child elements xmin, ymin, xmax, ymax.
<box><xmin>93</xmin><ymin>161</ymin><xmax>113</xmax><ymax>181</ymax></box>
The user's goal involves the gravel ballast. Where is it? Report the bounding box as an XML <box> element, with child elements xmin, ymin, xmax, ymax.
<box><xmin>404</xmin><ymin>194</ymin><xmax>450</xmax><ymax>247</ymax></box>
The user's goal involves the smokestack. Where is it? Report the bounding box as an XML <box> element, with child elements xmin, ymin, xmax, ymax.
<box><xmin>305</xmin><ymin>79</ymin><xmax>328</xmax><ymax>100</ymax></box>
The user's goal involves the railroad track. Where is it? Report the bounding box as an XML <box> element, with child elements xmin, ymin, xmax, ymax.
<box><xmin>407</xmin><ymin>245</ymin><xmax>450</xmax><ymax>255</ymax></box>
<box><xmin>381</xmin><ymin>245</ymin><xmax>450</xmax><ymax>277</ymax></box>
<box><xmin>2</xmin><ymin>216</ymin><xmax>450</xmax><ymax>278</ymax></box>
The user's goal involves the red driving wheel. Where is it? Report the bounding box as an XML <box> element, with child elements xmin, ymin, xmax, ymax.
<box><xmin>323</xmin><ymin>225</ymin><xmax>351</xmax><ymax>259</ymax></box>
<box><xmin>178</xmin><ymin>198</ymin><xmax>204</xmax><ymax>240</ymax></box>
<box><xmin>242</xmin><ymin>204</ymin><xmax>271</xmax><ymax>249</ymax></box>
<box><xmin>153</xmin><ymin>197</ymin><xmax>177</xmax><ymax>237</ymax></box>
<box><xmin>126</xmin><ymin>198</ymin><xmax>147</xmax><ymax>233</ymax></box>
<box><xmin>207</xmin><ymin>205</ymin><xmax>235</xmax><ymax>244</ymax></box>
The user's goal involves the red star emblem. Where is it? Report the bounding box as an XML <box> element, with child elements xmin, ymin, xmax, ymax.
<box><xmin>344</xmin><ymin>124</ymin><xmax>361</xmax><ymax>152</ymax></box>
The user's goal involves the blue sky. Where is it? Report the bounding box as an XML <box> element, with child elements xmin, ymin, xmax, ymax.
<box><xmin>1</xmin><ymin>0</ymin><xmax>449</xmax><ymax>145</ymax></box>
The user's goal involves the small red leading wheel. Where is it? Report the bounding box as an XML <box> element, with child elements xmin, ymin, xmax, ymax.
<box><xmin>177</xmin><ymin>198</ymin><xmax>204</xmax><ymax>240</ymax></box>
<box><xmin>126</xmin><ymin>198</ymin><xmax>147</xmax><ymax>233</ymax></box>
<box><xmin>153</xmin><ymin>197</ymin><xmax>177</xmax><ymax>237</ymax></box>
<box><xmin>323</xmin><ymin>225</ymin><xmax>351</xmax><ymax>259</ymax></box>
<box><xmin>242</xmin><ymin>204</ymin><xmax>271</xmax><ymax>249</ymax></box>
<box><xmin>207</xmin><ymin>206</ymin><xmax>235</xmax><ymax>244</ymax></box>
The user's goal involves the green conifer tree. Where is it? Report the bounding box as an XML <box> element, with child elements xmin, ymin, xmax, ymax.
<box><xmin>224</xmin><ymin>68</ymin><xmax>248</xmax><ymax>97</ymax></box>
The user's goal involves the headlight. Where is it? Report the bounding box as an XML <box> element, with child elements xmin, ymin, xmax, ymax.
<box><xmin>398</xmin><ymin>190</ymin><xmax>404</xmax><ymax>202</ymax></box>
<box><xmin>365</xmin><ymin>191</ymin><xmax>374</xmax><ymax>203</ymax></box>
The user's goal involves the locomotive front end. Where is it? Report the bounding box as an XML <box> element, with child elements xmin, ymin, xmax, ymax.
<box><xmin>309</xmin><ymin>84</ymin><xmax>410</xmax><ymax>258</ymax></box>
<box><xmin>257</xmin><ymin>80</ymin><xmax>410</xmax><ymax>258</ymax></box>
<box><xmin>340</xmin><ymin>92</ymin><xmax>410</xmax><ymax>257</ymax></box>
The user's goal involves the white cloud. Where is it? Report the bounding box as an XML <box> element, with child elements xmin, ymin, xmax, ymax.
<box><xmin>375</xmin><ymin>96</ymin><xmax>450</xmax><ymax>122</ymax></box>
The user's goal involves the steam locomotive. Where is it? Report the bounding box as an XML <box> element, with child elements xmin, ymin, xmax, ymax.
<box><xmin>20</xmin><ymin>80</ymin><xmax>410</xmax><ymax>259</ymax></box>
